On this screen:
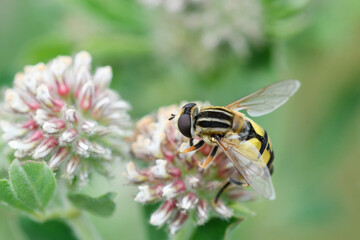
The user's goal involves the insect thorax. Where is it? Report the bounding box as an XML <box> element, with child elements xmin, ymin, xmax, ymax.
<box><xmin>194</xmin><ymin>107</ymin><xmax>244</xmax><ymax>141</ymax></box>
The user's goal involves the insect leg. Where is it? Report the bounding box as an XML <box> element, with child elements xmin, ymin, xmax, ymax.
<box><xmin>215</xmin><ymin>180</ymin><xmax>231</xmax><ymax>203</ymax></box>
<box><xmin>215</xmin><ymin>178</ymin><xmax>249</xmax><ymax>203</ymax></box>
<box><xmin>168</xmin><ymin>114</ymin><xmax>175</xmax><ymax>120</ymax></box>
<box><xmin>181</xmin><ymin>140</ymin><xmax>205</xmax><ymax>153</ymax></box>
<box><xmin>190</xmin><ymin>138</ymin><xmax>194</xmax><ymax>146</ymax></box>
<box><xmin>229</xmin><ymin>177</ymin><xmax>249</xmax><ymax>187</ymax></box>
<box><xmin>199</xmin><ymin>146</ymin><xmax>218</xmax><ymax>169</ymax></box>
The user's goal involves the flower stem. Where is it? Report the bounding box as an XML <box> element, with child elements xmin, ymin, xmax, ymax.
<box><xmin>68</xmin><ymin>214</ymin><xmax>103</xmax><ymax>240</ymax></box>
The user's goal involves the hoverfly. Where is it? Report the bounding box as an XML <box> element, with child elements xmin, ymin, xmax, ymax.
<box><xmin>169</xmin><ymin>80</ymin><xmax>300</xmax><ymax>201</ymax></box>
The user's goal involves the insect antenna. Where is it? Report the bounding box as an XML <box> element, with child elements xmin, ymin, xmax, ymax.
<box><xmin>168</xmin><ymin>114</ymin><xmax>175</xmax><ymax>121</ymax></box>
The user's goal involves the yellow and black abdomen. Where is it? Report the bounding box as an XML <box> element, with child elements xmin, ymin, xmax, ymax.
<box><xmin>245</xmin><ymin>118</ymin><xmax>274</xmax><ymax>174</ymax></box>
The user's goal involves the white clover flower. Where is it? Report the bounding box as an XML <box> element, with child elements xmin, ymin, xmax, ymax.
<box><xmin>140</xmin><ymin>0</ymin><xmax>264</xmax><ymax>67</ymax></box>
<box><xmin>0</xmin><ymin>51</ymin><xmax>131</xmax><ymax>183</ymax></box>
<box><xmin>127</xmin><ymin>104</ymin><xmax>256</xmax><ymax>234</ymax></box>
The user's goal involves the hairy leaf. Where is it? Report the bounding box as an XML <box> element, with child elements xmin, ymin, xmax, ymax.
<box><xmin>0</xmin><ymin>160</ymin><xmax>56</xmax><ymax>212</ymax></box>
<box><xmin>68</xmin><ymin>192</ymin><xmax>117</xmax><ymax>217</ymax></box>
<box><xmin>190</xmin><ymin>217</ymin><xmax>244</xmax><ymax>240</ymax></box>
<box><xmin>20</xmin><ymin>217</ymin><xmax>77</xmax><ymax>240</ymax></box>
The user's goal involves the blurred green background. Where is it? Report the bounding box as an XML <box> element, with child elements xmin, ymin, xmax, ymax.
<box><xmin>0</xmin><ymin>0</ymin><xmax>359</xmax><ymax>239</ymax></box>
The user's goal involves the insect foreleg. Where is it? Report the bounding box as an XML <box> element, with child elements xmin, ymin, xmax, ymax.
<box><xmin>181</xmin><ymin>140</ymin><xmax>205</xmax><ymax>153</ymax></box>
<box><xmin>199</xmin><ymin>146</ymin><xmax>218</xmax><ymax>169</ymax></box>
<box><xmin>190</xmin><ymin>138</ymin><xmax>194</xmax><ymax>146</ymax></box>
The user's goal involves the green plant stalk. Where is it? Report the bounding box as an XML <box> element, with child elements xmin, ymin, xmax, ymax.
<box><xmin>68</xmin><ymin>213</ymin><xmax>103</xmax><ymax>240</ymax></box>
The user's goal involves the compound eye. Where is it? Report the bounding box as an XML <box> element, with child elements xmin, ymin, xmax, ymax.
<box><xmin>182</xmin><ymin>102</ymin><xmax>196</xmax><ymax>109</ymax></box>
<box><xmin>178</xmin><ymin>114</ymin><xmax>192</xmax><ymax>138</ymax></box>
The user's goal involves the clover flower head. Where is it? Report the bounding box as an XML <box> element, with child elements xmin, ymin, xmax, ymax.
<box><xmin>127</xmin><ymin>104</ymin><xmax>256</xmax><ymax>234</ymax></box>
<box><xmin>140</xmin><ymin>0</ymin><xmax>264</xmax><ymax>63</ymax></box>
<box><xmin>1</xmin><ymin>51</ymin><xmax>131</xmax><ymax>183</ymax></box>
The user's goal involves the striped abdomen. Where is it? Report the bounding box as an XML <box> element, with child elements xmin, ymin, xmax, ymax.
<box><xmin>244</xmin><ymin>118</ymin><xmax>274</xmax><ymax>174</ymax></box>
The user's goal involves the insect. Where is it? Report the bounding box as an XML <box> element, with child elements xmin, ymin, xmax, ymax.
<box><xmin>169</xmin><ymin>79</ymin><xmax>300</xmax><ymax>201</ymax></box>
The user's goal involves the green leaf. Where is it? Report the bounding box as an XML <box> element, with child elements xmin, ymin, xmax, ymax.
<box><xmin>9</xmin><ymin>160</ymin><xmax>56</xmax><ymax>211</ymax></box>
<box><xmin>67</xmin><ymin>192</ymin><xmax>117</xmax><ymax>217</ymax></box>
<box><xmin>0</xmin><ymin>179</ymin><xmax>32</xmax><ymax>212</ymax></box>
<box><xmin>20</xmin><ymin>217</ymin><xmax>77</xmax><ymax>240</ymax></box>
<box><xmin>0</xmin><ymin>160</ymin><xmax>56</xmax><ymax>212</ymax></box>
<box><xmin>228</xmin><ymin>202</ymin><xmax>256</xmax><ymax>218</ymax></box>
<box><xmin>190</xmin><ymin>217</ymin><xmax>244</xmax><ymax>240</ymax></box>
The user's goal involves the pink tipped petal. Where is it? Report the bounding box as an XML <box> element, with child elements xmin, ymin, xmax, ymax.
<box><xmin>36</xmin><ymin>84</ymin><xmax>63</xmax><ymax>112</ymax></box>
<box><xmin>33</xmin><ymin>137</ymin><xmax>58</xmax><ymax>159</ymax></box>
<box><xmin>28</xmin><ymin>130</ymin><xmax>44</xmax><ymax>142</ymax></box>
<box><xmin>21</xmin><ymin>119</ymin><xmax>37</xmax><ymax>130</ymax></box>
<box><xmin>59</xmin><ymin>129</ymin><xmax>78</xmax><ymax>145</ymax></box>
<box><xmin>196</xmin><ymin>200</ymin><xmax>209</xmax><ymax>225</ymax></box>
<box><xmin>1</xmin><ymin>121</ymin><xmax>28</xmax><ymax>141</ymax></box>
<box><xmin>48</xmin><ymin>147</ymin><xmax>70</xmax><ymax>169</ymax></box>
<box><xmin>134</xmin><ymin>185</ymin><xmax>154</xmax><ymax>203</ymax></box>
<box><xmin>162</xmin><ymin>180</ymin><xmax>186</xmax><ymax>199</ymax></box>
<box><xmin>43</xmin><ymin>119</ymin><xmax>66</xmax><ymax>134</ymax></box>
<box><xmin>74</xmin><ymin>67</ymin><xmax>91</xmax><ymax>98</ymax></box>
<box><xmin>169</xmin><ymin>211</ymin><xmax>188</xmax><ymax>235</ymax></box>
<box><xmin>212</xmin><ymin>200</ymin><xmax>233</xmax><ymax>219</ymax></box>
<box><xmin>57</xmin><ymin>81</ymin><xmax>70</xmax><ymax>96</ymax></box>
<box><xmin>179</xmin><ymin>193</ymin><xmax>198</xmax><ymax>210</ymax></box>
<box><xmin>125</xmin><ymin>162</ymin><xmax>147</xmax><ymax>183</ymax></box>
<box><xmin>76</xmin><ymin>139</ymin><xmax>90</xmax><ymax>158</ymax></box>
<box><xmin>65</xmin><ymin>108</ymin><xmax>78</xmax><ymax>123</ymax></box>
<box><xmin>79</xmin><ymin>81</ymin><xmax>94</xmax><ymax>111</ymax></box>
<box><xmin>73</xmin><ymin>51</ymin><xmax>92</xmax><ymax>73</ymax></box>
<box><xmin>81</xmin><ymin>121</ymin><xmax>97</xmax><ymax>135</ymax></box>
<box><xmin>91</xmin><ymin>97</ymin><xmax>110</xmax><ymax>119</ymax></box>
<box><xmin>8</xmin><ymin>130</ymin><xmax>43</xmax><ymax>152</ymax></box>
<box><xmin>34</xmin><ymin>109</ymin><xmax>53</xmax><ymax>126</ymax></box>
<box><xmin>66</xmin><ymin>156</ymin><xmax>81</xmax><ymax>177</ymax></box>
<box><xmin>5</xmin><ymin>89</ymin><xmax>30</xmax><ymax>113</ymax></box>
<box><xmin>36</xmin><ymin>84</ymin><xmax>53</xmax><ymax>107</ymax></box>
<box><xmin>93</xmin><ymin>66</ymin><xmax>112</xmax><ymax>90</ymax></box>
<box><xmin>168</xmin><ymin>167</ymin><xmax>181</xmax><ymax>178</ymax></box>
<box><xmin>150</xmin><ymin>200</ymin><xmax>176</xmax><ymax>226</ymax></box>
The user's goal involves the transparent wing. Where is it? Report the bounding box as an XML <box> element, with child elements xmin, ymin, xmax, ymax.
<box><xmin>226</xmin><ymin>79</ymin><xmax>300</xmax><ymax>117</ymax></box>
<box><xmin>215</xmin><ymin>135</ymin><xmax>276</xmax><ymax>200</ymax></box>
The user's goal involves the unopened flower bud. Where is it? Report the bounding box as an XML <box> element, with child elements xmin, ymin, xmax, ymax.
<box><xmin>43</xmin><ymin>119</ymin><xmax>65</xmax><ymax>134</ymax></box>
<box><xmin>150</xmin><ymin>200</ymin><xmax>176</xmax><ymax>226</ymax></box>
<box><xmin>79</xmin><ymin>81</ymin><xmax>94</xmax><ymax>111</ymax></box>
<box><xmin>59</xmin><ymin>129</ymin><xmax>78</xmax><ymax>144</ymax></box>
<box><xmin>49</xmin><ymin>147</ymin><xmax>70</xmax><ymax>169</ymax></box>
<box><xmin>196</xmin><ymin>200</ymin><xmax>209</xmax><ymax>225</ymax></box>
<box><xmin>169</xmin><ymin>211</ymin><xmax>188</xmax><ymax>235</ymax></box>
<box><xmin>33</xmin><ymin>137</ymin><xmax>57</xmax><ymax>159</ymax></box>
<box><xmin>66</xmin><ymin>156</ymin><xmax>81</xmax><ymax>177</ymax></box>
<box><xmin>5</xmin><ymin>89</ymin><xmax>29</xmax><ymax>113</ymax></box>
